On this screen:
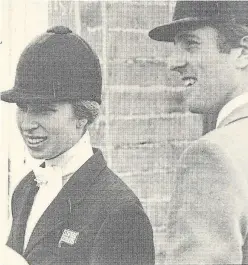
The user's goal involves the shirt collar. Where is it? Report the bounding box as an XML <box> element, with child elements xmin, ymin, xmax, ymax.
<box><xmin>216</xmin><ymin>92</ymin><xmax>248</xmax><ymax>128</ymax></box>
<box><xmin>45</xmin><ymin>130</ymin><xmax>93</xmax><ymax>178</ymax></box>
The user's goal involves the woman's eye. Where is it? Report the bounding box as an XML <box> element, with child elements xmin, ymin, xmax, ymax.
<box><xmin>36</xmin><ymin>107</ymin><xmax>56</xmax><ymax>113</ymax></box>
<box><xmin>16</xmin><ymin>103</ymin><xmax>56</xmax><ymax>113</ymax></box>
<box><xmin>16</xmin><ymin>103</ymin><xmax>28</xmax><ymax>111</ymax></box>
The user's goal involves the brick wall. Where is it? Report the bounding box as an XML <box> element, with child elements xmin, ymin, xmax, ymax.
<box><xmin>48</xmin><ymin>2</ymin><xmax>203</xmax><ymax>264</ymax></box>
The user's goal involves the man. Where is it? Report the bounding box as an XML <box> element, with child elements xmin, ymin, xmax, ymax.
<box><xmin>1</xmin><ymin>26</ymin><xmax>155</xmax><ymax>265</ymax></box>
<box><xmin>149</xmin><ymin>1</ymin><xmax>248</xmax><ymax>264</ymax></box>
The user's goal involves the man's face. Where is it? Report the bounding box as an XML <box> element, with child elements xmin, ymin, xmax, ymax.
<box><xmin>16</xmin><ymin>101</ymin><xmax>83</xmax><ymax>160</ymax></box>
<box><xmin>168</xmin><ymin>26</ymin><xmax>237</xmax><ymax>114</ymax></box>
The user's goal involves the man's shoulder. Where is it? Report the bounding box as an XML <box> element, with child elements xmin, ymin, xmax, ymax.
<box><xmin>179</xmin><ymin>118</ymin><xmax>248</xmax><ymax>174</ymax></box>
<box><xmin>199</xmin><ymin>118</ymin><xmax>248</xmax><ymax>151</ymax></box>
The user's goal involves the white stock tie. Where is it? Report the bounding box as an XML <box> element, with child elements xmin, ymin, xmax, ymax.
<box><xmin>34</xmin><ymin>165</ymin><xmax>63</xmax><ymax>188</ymax></box>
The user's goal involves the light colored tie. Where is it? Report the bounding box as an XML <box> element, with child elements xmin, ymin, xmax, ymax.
<box><xmin>33</xmin><ymin>165</ymin><xmax>63</xmax><ymax>188</ymax></box>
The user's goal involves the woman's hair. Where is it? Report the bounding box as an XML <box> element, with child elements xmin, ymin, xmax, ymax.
<box><xmin>71</xmin><ymin>100</ymin><xmax>100</xmax><ymax>126</ymax></box>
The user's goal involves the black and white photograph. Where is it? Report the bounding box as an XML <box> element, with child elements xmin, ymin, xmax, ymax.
<box><xmin>0</xmin><ymin>1</ymin><xmax>248</xmax><ymax>264</ymax></box>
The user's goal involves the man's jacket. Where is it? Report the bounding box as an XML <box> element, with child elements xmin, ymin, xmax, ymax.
<box><xmin>7</xmin><ymin>149</ymin><xmax>155</xmax><ymax>265</ymax></box>
<box><xmin>166</xmin><ymin>103</ymin><xmax>248</xmax><ymax>264</ymax></box>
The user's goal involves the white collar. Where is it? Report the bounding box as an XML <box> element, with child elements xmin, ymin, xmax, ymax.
<box><xmin>216</xmin><ymin>92</ymin><xmax>248</xmax><ymax>128</ymax></box>
<box><xmin>45</xmin><ymin>130</ymin><xmax>93</xmax><ymax>177</ymax></box>
<box><xmin>33</xmin><ymin>131</ymin><xmax>93</xmax><ymax>183</ymax></box>
<box><xmin>33</xmin><ymin>131</ymin><xmax>93</xmax><ymax>187</ymax></box>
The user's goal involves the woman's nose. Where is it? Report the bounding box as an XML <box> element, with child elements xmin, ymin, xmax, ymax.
<box><xmin>18</xmin><ymin>111</ymin><xmax>39</xmax><ymax>131</ymax></box>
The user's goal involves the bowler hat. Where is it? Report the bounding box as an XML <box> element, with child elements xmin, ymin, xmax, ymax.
<box><xmin>1</xmin><ymin>26</ymin><xmax>102</xmax><ymax>104</ymax></box>
<box><xmin>149</xmin><ymin>1</ymin><xmax>248</xmax><ymax>42</ymax></box>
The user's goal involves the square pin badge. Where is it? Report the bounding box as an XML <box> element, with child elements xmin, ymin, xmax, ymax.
<box><xmin>58</xmin><ymin>229</ymin><xmax>79</xmax><ymax>247</ymax></box>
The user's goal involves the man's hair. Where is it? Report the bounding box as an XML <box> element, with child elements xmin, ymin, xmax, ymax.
<box><xmin>212</xmin><ymin>22</ymin><xmax>248</xmax><ymax>53</ymax></box>
<box><xmin>71</xmin><ymin>100</ymin><xmax>100</xmax><ymax>126</ymax></box>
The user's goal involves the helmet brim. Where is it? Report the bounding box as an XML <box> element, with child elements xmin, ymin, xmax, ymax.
<box><xmin>1</xmin><ymin>87</ymin><xmax>77</xmax><ymax>104</ymax></box>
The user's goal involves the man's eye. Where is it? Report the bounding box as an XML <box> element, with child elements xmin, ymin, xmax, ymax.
<box><xmin>183</xmin><ymin>40</ymin><xmax>200</xmax><ymax>52</ymax></box>
<box><xmin>185</xmin><ymin>40</ymin><xmax>199</xmax><ymax>46</ymax></box>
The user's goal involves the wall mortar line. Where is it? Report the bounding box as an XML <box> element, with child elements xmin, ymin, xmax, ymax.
<box><xmin>101</xmin><ymin>2</ymin><xmax>112</xmax><ymax>167</ymax></box>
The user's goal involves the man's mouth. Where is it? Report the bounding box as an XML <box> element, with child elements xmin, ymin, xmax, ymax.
<box><xmin>182</xmin><ymin>77</ymin><xmax>197</xmax><ymax>87</ymax></box>
<box><xmin>24</xmin><ymin>135</ymin><xmax>48</xmax><ymax>147</ymax></box>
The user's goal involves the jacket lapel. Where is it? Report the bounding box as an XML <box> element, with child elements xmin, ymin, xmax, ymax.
<box><xmin>7</xmin><ymin>173</ymin><xmax>37</xmax><ymax>254</ymax></box>
<box><xmin>217</xmin><ymin>103</ymin><xmax>248</xmax><ymax>128</ymax></box>
<box><xmin>24</xmin><ymin>149</ymin><xmax>107</xmax><ymax>256</ymax></box>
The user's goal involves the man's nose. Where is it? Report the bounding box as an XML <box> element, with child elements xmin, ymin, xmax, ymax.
<box><xmin>167</xmin><ymin>48</ymin><xmax>187</xmax><ymax>73</ymax></box>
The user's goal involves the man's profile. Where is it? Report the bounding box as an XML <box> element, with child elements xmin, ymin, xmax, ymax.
<box><xmin>149</xmin><ymin>1</ymin><xmax>248</xmax><ymax>264</ymax></box>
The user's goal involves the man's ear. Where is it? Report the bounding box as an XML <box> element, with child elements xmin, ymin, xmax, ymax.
<box><xmin>76</xmin><ymin>118</ymin><xmax>87</xmax><ymax>129</ymax></box>
<box><xmin>235</xmin><ymin>36</ymin><xmax>248</xmax><ymax>69</ymax></box>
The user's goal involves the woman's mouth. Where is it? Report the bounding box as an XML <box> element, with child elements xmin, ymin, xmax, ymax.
<box><xmin>25</xmin><ymin>135</ymin><xmax>48</xmax><ymax>147</ymax></box>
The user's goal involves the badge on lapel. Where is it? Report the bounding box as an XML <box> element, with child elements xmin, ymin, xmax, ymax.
<box><xmin>58</xmin><ymin>229</ymin><xmax>79</xmax><ymax>247</ymax></box>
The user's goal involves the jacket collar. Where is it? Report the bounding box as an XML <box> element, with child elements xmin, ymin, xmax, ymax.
<box><xmin>23</xmin><ymin>148</ymin><xmax>107</xmax><ymax>257</ymax></box>
<box><xmin>7</xmin><ymin>172</ymin><xmax>37</xmax><ymax>255</ymax></box>
<box><xmin>216</xmin><ymin>93</ymin><xmax>248</xmax><ymax>128</ymax></box>
<box><xmin>217</xmin><ymin>102</ymin><xmax>248</xmax><ymax>128</ymax></box>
